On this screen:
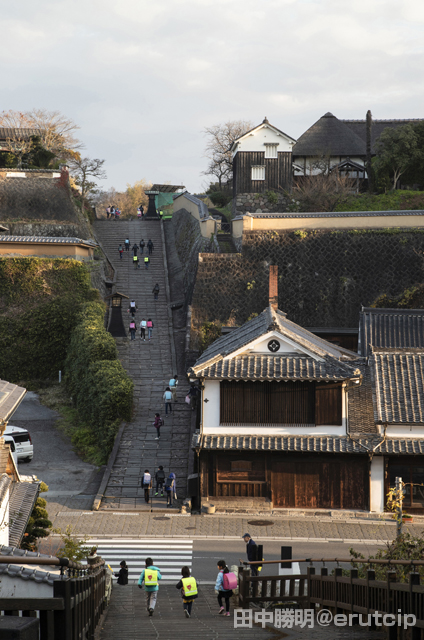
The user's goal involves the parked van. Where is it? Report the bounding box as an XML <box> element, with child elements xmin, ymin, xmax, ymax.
<box><xmin>3</xmin><ymin>426</ymin><xmax>33</xmax><ymax>462</ymax></box>
<box><xmin>3</xmin><ymin>436</ymin><xmax>18</xmax><ymax>468</ymax></box>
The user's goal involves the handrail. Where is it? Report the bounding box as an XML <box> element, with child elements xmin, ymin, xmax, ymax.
<box><xmin>0</xmin><ymin>556</ymin><xmax>104</xmax><ymax>571</ymax></box>
<box><xmin>240</xmin><ymin>558</ymin><xmax>424</xmax><ymax>567</ymax></box>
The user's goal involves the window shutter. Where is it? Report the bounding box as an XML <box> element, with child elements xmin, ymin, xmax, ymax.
<box><xmin>264</xmin><ymin>144</ymin><xmax>278</xmax><ymax>159</ymax></box>
<box><xmin>251</xmin><ymin>165</ymin><xmax>265</xmax><ymax>181</ymax></box>
<box><xmin>315</xmin><ymin>383</ymin><xmax>342</xmax><ymax>425</ymax></box>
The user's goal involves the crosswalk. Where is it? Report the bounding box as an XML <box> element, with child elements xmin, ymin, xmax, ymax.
<box><xmin>90</xmin><ymin>539</ymin><xmax>193</xmax><ymax>581</ymax></box>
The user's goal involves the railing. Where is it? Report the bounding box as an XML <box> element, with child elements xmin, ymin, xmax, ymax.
<box><xmin>238</xmin><ymin>558</ymin><xmax>424</xmax><ymax>637</ymax></box>
<box><xmin>0</xmin><ymin>555</ymin><xmax>107</xmax><ymax>640</ymax></box>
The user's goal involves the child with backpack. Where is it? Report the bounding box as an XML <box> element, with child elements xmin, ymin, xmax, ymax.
<box><xmin>215</xmin><ymin>560</ymin><xmax>237</xmax><ymax>616</ymax></box>
<box><xmin>153</xmin><ymin>413</ymin><xmax>163</xmax><ymax>440</ymax></box>
<box><xmin>164</xmin><ymin>472</ymin><xmax>176</xmax><ymax>507</ymax></box>
<box><xmin>138</xmin><ymin>557</ymin><xmax>162</xmax><ymax>616</ymax></box>
<box><xmin>142</xmin><ymin>469</ymin><xmax>151</xmax><ymax>503</ymax></box>
<box><xmin>155</xmin><ymin>465</ymin><xmax>165</xmax><ymax>496</ymax></box>
<box><xmin>175</xmin><ymin>566</ymin><xmax>198</xmax><ymax>618</ymax></box>
<box><xmin>115</xmin><ymin>560</ymin><xmax>129</xmax><ymax>585</ymax></box>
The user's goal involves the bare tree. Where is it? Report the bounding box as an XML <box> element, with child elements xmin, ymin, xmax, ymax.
<box><xmin>202</xmin><ymin>120</ymin><xmax>253</xmax><ymax>187</ymax></box>
<box><xmin>292</xmin><ymin>172</ymin><xmax>355</xmax><ymax>212</ymax></box>
<box><xmin>0</xmin><ymin>111</ymin><xmax>35</xmax><ymax>167</ymax></box>
<box><xmin>69</xmin><ymin>157</ymin><xmax>107</xmax><ymax>212</ymax></box>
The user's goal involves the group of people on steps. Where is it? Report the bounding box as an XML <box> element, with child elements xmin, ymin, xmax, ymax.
<box><xmin>139</xmin><ymin>467</ymin><xmax>177</xmax><ymax>506</ymax></box>
<box><xmin>115</xmin><ymin>558</ymin><xmax>237</xmax><ymax>619</ymax></box>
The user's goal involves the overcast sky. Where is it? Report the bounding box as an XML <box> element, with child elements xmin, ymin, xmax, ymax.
<box><xmin>4</xmin><ymin>0</ymin><xmax>424</xmax><ymax>193</ymax></box>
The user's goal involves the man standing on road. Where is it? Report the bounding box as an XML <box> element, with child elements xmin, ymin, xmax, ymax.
<box><xmin>138</xmin><ymin>558</ymin><xmax>162</xmax><ymax>616</ymax></box>
<box><xmin>147</xmin><ymin>239</ymin><xmax>154</xmax><ymax>255</ymax></box>
<box><xmin>243</xmin><ymin>533</ymin><xmax>258</xmax><ymax>576</ymax></box>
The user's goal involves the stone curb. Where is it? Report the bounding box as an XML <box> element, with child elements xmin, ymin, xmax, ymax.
<box><xmin>92</xmin><ymin>422</ymin><xmax>127</xmax><ymax>511</ymax></box>
<box><xmin>160</xmin><ymin>220</ymin><xmax>177</xmax><ymax>373</ymax></box>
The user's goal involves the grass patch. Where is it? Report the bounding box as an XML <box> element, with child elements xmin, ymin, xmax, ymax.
<box><xmin>213</xmin><ymin>206</ymin><xmax>232</xmax><ymax>222</ymax></box>
<box><xmin>36</xmin><ymin>383</ymin><xmax>107</xmax><ymax>467</ymax></box>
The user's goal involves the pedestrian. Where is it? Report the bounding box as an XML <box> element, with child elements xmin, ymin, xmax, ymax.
<box><xmin>147</xmin><ymin>239</ymin><xmax>154</xmax><ymax>255</ymax></box>
<box><xmin>115</xmin><ymin>560</ymin><xmax>129</xmax><ymax>585</ymax></box>
<box><xmin>140</xmin><ymin>318</ymin><xmax>147</xmax><ymax>341</ymax></box>
<box><xmin>129</xmin><ymin>319</ymin><xmax>136</xmax><ymax>340</ymax></box>
<box><xmin>188</xmin><ymin>384</ymin><xmax>199</xmax><ymax>411</ymax></box>
<box><xmin>125</xmin><ymin>238</ymin><xmax>130</xmax><ymax>251</ymax></box>
<box><xmin>159</xmin><ymin>210</ymin><xmax>164</xmax><ymax>220</ymax></box>
<box><xmin>106</xmin><ymin>205</ymin><xmax>110</xmax><ymax>219</ymax></box>
<box><xmin>140</xmin><ymin>239</ymin><xmax>145</xmax><ymax>254</ymax></box>
<box><xmin>215</xmin><ymin>560</ymin><xmax>233</xmax><ymax>616</ymax></box>
<box><xmin>169</xmin><ymin>375</ymin><xmax>178</xmax><ymax>403</ymax></box>
<box><xmin>111</xmin><ymin>205</ymin><xmax>115</xmax><ymax>218</ymax></box>
<box><xmin>142</xmin><ymin>469</ymin><xmax>151</xmax><ymax>503</ymax></box>
<box><xmin>137</xmin><ymin>207</ymin><xmax>142</xmax><ymax>219</ymax></box>
<box><xmin>176</xmin><ymin>566</ymin><xmax>198</xmax><ymax>618</ymax></box>
<box><xmin>155</xmin><ymin>465</ymin><xmax>165</xmax><ymax>495</ymax></box>
<box><xmin>118</xmin><ymin>244</ymin><xmax>124</xmax><ymax>260</ymax></box>
<box><xmin>140</xmin><ymin>204</ymin><xmax>144</xmax><ymax>217</ymax></box>
<box><xmin>132</xmin><ymin>243</ymin><xmax>139</xmax><ymax>256</ymax></box>
<box><xmin>152</xmin><ymin>283</ymin><xmax>160</xmax><ymax>300</ymax></box>
<box><xmin>242</xmin><ymin>533</ymin><xmax>258</xmax><ymax>577</ymax></box>
<box><xmin>163</xmin><ymin>386</ymin><xmax>172</xmax><ymax>414</ymax></box>
<box><xmin>138</xmin><ymin>557</ymin><xmax>162</xmax><ymax>616</ymax></box>
<box><xmin>133</xmin><ymin>255</ymin><xmax>140</xmax><ymax>269</ymax></box>
<box><xmin>164</xmin><ymin>472</ymin><xmax>177</xmax><ymax>507</ymax></box>
<box><xmin>153</xmin><ymin>413</ymin><xmax>163</xmax><ymax>440</ymax></box>
<box><xmin>129</xmin><ymin>300</ymin><xmax>137</xmax><ymax>317</ymax></box>
<box><xmin>144</xmin><ymin>255</ymin><xmax>150</xmax><ymax>270</ymax></box>
<box><xmin>115</xmin><ymin>208</ymin><xmax>121</xmax><ymax>219</ymax></box>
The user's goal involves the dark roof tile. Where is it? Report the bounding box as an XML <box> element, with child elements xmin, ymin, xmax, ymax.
<box><xmin>359</xmin><ymin>308</ymin><xmax>424</xmax><ymax>357</ymax></box>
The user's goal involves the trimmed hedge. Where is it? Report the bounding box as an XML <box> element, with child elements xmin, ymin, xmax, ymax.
<box><xmin>65</xmin><ymin>302</ymin><xmax>133</xmax><ymax>460</ymax></box>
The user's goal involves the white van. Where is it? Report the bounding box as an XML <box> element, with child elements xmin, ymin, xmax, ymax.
<box><xmin>3</xmin><ymin>436</ymin><xmax>18</xmax><ymax>468</ymax></box>
<box><xmin>3</xmin><ymin>426</ymin><xmax>33</xmax><ymax>462</ymax></box>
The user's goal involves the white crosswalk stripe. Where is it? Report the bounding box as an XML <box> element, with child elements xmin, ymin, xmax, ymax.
<box><xmin>90</xmin><ymin>539</ymin><xmax>193</xmax><ymax>581</ymax></box>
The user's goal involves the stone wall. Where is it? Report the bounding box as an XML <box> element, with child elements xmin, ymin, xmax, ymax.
<box><xmin>232</xmin><ymin>191</ymin><xmax>289</xmax><ymax>215</ymax></box>
<box><xmin>4</xmin><ymin>222</ymin><xmax>83</xmax><ymax>237</ymax></box>
<box><xmin>171</xmin><ymin>208</ymin><xmax>213</xmax><ymax>304</ymax></box>
<box><xmin>190</xmin><ymin>229</ymin><xmax>424</xmax><ymax>346</ymax></box>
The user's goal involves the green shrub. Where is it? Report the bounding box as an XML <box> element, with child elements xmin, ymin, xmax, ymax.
<box><xmin>208</xmin><ymin>191</ymin><xmax>231</xmax><ymax>207</ymax></box>
<box><xmin>265</xmin><ymin>190</ymin><xmax>279</xmax><ymax>205</ymax></box>
<box><xmin>65</xmin><ymin>302</ymin><xmax>133</xmax><ymax>460</ymax></box>
<box><xmin>335</xmin><ymin>190</ymin><xmax>424</xmax><ymax>212</ymax></box>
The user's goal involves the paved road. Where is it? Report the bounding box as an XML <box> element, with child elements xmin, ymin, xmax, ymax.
<box><xmin>94</xmin><ymin>219</ymin><xmax>192</xmax><ymax>510</ymax></box>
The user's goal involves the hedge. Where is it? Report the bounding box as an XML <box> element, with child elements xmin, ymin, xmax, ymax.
<box><xmin>0</xmin><ymin>258</ymin><xmax>100</xmax><ymax>381</ymax></box>
<box><xmin>65</xmin><ymin>302</ymin><xmax>133</xmax><ymax>460</ymax></box>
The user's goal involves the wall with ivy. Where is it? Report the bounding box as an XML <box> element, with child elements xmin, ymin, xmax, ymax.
<box><xmin>190</xmin><ymin>229</ymin><xmax>424</xmax><ymax>347</ymax></box>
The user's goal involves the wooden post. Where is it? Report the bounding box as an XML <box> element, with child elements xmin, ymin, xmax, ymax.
<box><xmin>366</xmin><ymin>569</ymin><xmax>375</xmax><ymax>617</ymax></box>
<box><xmin>350</xmin><ymin>569</ymin><xmax>358</xmax><ymax>619</ymax></box>
<box><xmin>334</xmin><ymin>567</ymin><xmax>343</xmax><ymax>615</ymax></box>
<box><xmin>307</xmin><ymin>566</ymin><xmax>315</xmax><ymax>609</ymax></box>
<box><xmin>387</xmin><ymin>571</ymin><xmax>397</xmax><ymax>640</ymax></box>
<box><xmin>409</xmin><ymin>573</ymin><xmax>420</xmax><ymax>640</ymax></box>
<box><xmin>53</xmin><ymin>579</ymin><xmax>72</xmax><ymax>640</ymax></box>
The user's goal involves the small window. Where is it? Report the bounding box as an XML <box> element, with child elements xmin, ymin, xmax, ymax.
<box><xmin>231</xmin><ymin>460</ymin><xmax>253</xmax><ymax>472</ymax></box>
<box><xmin>265</xmin><ymin>144</ymin><xmax>278</xmax><ymax>159</ymax></box>
<box><xmin>251</xmin><ymin>165</ymin><xmax>265</xmax><ymax>181</ymax></box>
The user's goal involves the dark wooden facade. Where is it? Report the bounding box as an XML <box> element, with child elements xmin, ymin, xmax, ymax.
<box><xmin>200</xmin><ymin>451</ymin><xmax>370</xmax><ymax>510</ymax></box>
<box><xmin>220</xmin><ymin>381</ymin><xmax>343</xmax><ymax>426</ymax></box>
<box><xmin>232</xmin><ymin>151</ymin><xmax>292</xmax><ymax>196</ymax></box>
<box><xmin>385</xmin><ymin>456</ymin><xmax>424</xmax><ymax>514</ymax></box>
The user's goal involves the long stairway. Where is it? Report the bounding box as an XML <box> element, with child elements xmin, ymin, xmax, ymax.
<box><xmin>94</xmin><ymin>219</ymin><xmax>191</xmax><ymax>510</ymax></box>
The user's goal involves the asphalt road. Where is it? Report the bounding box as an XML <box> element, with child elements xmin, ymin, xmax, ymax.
<box><xmin>191</xmin><ymin>539</ymin><xmax>382</xmax><ymax>583</ymax></box>
<box><xmin>10</xmin><ymin>391</ymin><xmax>102</xmax><ymax>496</ymax></box>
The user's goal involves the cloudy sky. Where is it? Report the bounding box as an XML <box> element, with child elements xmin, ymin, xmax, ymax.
<box><xmin>4</xmin><ymin>0</ymin><xmax>424</xmax><ymax>193</ymax></box>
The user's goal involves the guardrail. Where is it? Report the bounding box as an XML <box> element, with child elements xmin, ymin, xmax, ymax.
<box><xmin>0</xmin><ymin>556</ymin><xmax>107</xmax><ymax>640</ymax></box>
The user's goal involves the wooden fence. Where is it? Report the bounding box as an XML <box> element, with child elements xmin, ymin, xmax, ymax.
<box><xmin>239</xmin><ymin>558</ymin><xmax>424</xmax><ymax>640</ymax></box>
<box><xmin>0</xmin><ymin>556</ymin><xmax>107</xmax><ymax>640</ymax></box>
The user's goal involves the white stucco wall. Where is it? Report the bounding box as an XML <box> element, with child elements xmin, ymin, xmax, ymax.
<box><xmin>201</xmin><ymin>379</ymin><xmax>347</xmax><ymax>436</ymax></box>
<box><xmin>370</xmin><ymin>457</ymin><xmax>385</xmax><ymax>513</ymax></box>
<box><xmin>377</xmin><ymin>425</ymin><xmax>424</xmax><ymax>437</ymax></box>
<box><xmin>293</xmin><ymin>156</ymin><xmax>365</xmax><ymax>176</ymax></box>
<box><xmin>0</xmin><ymin>494</ymin><xmax>9</xmax><ymax>547</ymax></box>
<box><xmin>0</xmin><ymin>572</ymin><xmax>55</xmax><ymax>597</ymax></box>
<box><xmin>233</xmin><ymin>125</ymin><xmax>294</xmax><ymax>155</ymax></box>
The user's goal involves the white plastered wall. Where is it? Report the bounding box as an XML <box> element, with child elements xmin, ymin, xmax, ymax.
<box><xmin>233</xmin><ymin>125</ymin><xmax>294</xmax><ymax>154</ymax></box>
<box><xmin>201</xmin><ymin>379</ymin><xmax>347</xmax><ymax>436</ymax></box>
<box><xmin>370</xmin><ymin>456</ymin><xmax>385</xmax><ymax>513</ymax></box>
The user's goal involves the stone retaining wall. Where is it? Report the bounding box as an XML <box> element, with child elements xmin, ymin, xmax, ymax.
<box><xmin>232</xmin><ymin>191</ymin><xmax>289</xmax><ymax>215</ymax></box>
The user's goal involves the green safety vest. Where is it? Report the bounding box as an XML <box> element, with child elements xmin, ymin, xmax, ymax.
<box><xmin>181</xmin><ymin>576</ymin><xmax>198</xmax><ymax>596</ymax></box>
<box><xmin>144</xmin><ymin>257</ymin><xmax>149</xmax><ymax>262</ymax></box>
<box><xmin>144</xmin><ymin>569</ymin><xmax>158</xmax><ymax>586</ymax></box>
<box><xmin>159</xmin><ymin>210</ymin><xmax>163</xmax><ymax>216</ymax></box>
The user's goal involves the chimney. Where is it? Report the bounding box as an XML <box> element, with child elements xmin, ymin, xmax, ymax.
<box><xmin>269</xmin><ymin>265</ymin><xmax>278</xmax><ymax>311</ymax></box>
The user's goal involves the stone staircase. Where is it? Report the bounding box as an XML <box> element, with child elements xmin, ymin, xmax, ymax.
<box><xmin>93</xmin><ymin>219</ymin><xmax>192</xmax><ymax>510</ymax></box>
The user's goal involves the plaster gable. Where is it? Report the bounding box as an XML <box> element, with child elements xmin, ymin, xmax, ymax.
<box><xmin>227</xmin><ymin>331</ymin><xmax>321</xmax><ymax>359</ymax></box>
<box><xmin>234</xmin><ymin>125</ymin><xmax>295</xmax><ymax>154</ymax></box>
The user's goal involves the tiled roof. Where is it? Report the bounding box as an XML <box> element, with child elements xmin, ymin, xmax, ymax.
<box><xmin>0</xmin><ymin>236</ymin><xmax>97</xmax><ymax>246</ymax></box>
<box><xmin>173</xmin><ymin>192</ymin><xmax>210</xmax><ymax>219</ymax></box>
<box><xmin>371</xmin><ymin>351</ymin><xmax>424</xmax><ymax>424</ymax></box>
<box><xmin>0</xmin><ymin>474</ymin><xmax>11</xmax><ymax>506</ymax></box>
<box><xmin>190</xmin><ymin>306</ymin><xmax>360</xmax><ymax>380</ymax></box>
<box><xmin>347</xmin><ymin>362</ymin><xmax>378</xmax><ymax>434</ymax></box>
<box><xmin>0</xmin><ymin>545</ymin><xmax>61</xmax><ymax>586</ymax></box>
<box><xmin>196</xmin><ymin>355</ymin><xmax>356</xmax><ymax>381</ymax></box>
<box><xmin>193</xmin><ymin>432</ymin><xmax>424</xmax><ymax>455</ymax></box>
<box><xmin>0</xmin><ymin>128</ymin><xmax>40</xmax><ymax>140</ymax></box>
<box><xmin>9</xmin><ymin>481</ymin><xmax>40</xmax><ymax>548</ymax></box>
<box><xmin>359</xmin><ymin>308</ymin><xmax>424</xmax><ymax>357</ymax></box>
<box><xmin>0</xmin><ymin>379</ymin><xmax>26</xmax><ymax>424</ymax></box>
